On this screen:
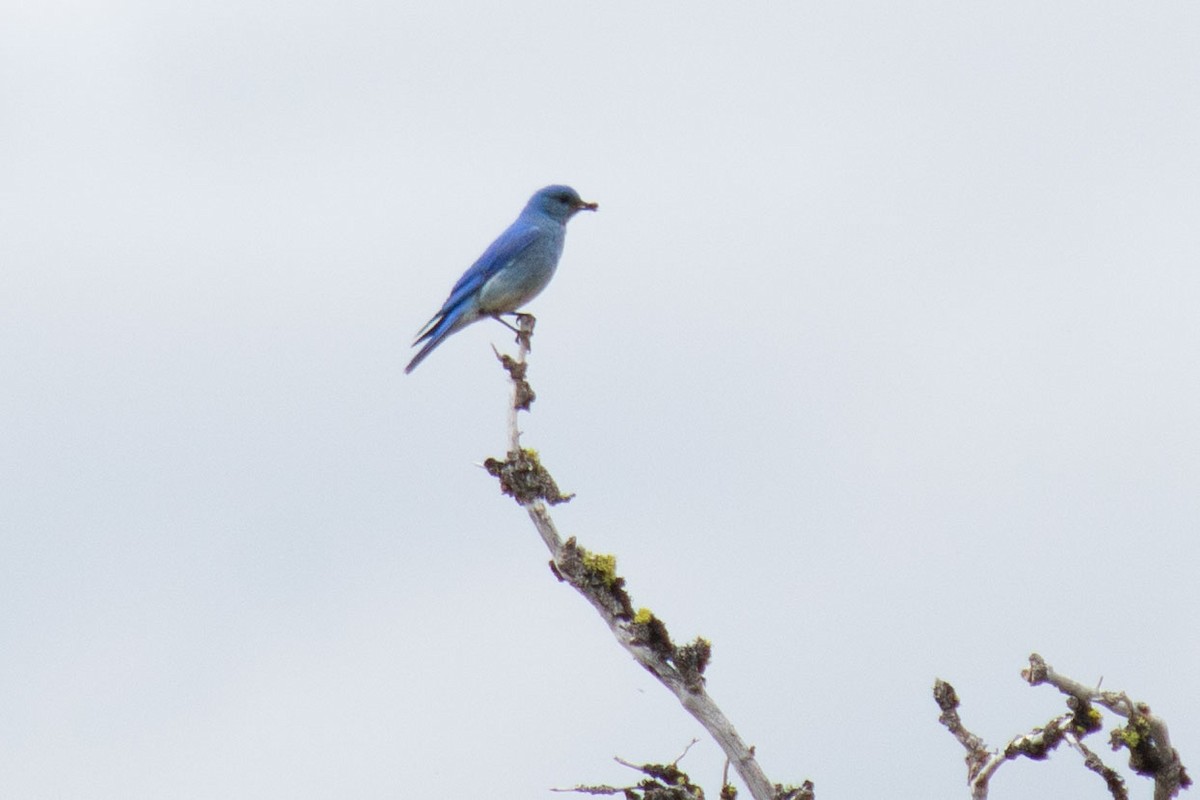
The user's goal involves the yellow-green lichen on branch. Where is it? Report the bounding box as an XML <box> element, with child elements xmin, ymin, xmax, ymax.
<box><xmin>1072</xmin><ymin>704</ymin><xmax>1103</xmax><ymax>735</ymax></box>
<box><xmin>581</xmin><ymin>551</ymin><xmax>618</xmax><ymax>587</ymax></box>
<box><xmin>556</xmin><ymin>537</ymin><xmax>635</xmax><ymax>619</ymax></box>
<box><xmin>1111</xmin><ymin>715</ymin><xmax>1150</xmax><ymax>751</ymax></box>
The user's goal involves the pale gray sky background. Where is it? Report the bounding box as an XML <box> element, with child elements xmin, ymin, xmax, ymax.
<box><xmin>2</xmin><ymin>2</ymin><xmax>1198</xmax><ymax>798</ymax></box>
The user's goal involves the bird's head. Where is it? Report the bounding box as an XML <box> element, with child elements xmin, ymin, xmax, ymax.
<box><xmin>529</xmin><ymin>185</ymin><xmax>599</xmax><ymax>221</ymax></box>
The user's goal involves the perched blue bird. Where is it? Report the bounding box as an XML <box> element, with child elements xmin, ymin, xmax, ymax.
<box><xmin>405</xmin><ymin>185</ymin><xmax>598</xmax><ymax>374</ymax></box>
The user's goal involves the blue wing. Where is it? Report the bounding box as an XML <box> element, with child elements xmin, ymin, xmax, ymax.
<box><xmin>414</xmin><ymin>222</ymin><xmax>541</xmax><ymax>341</ymax></box>
<box><xmin>406</xmin><ymin>221</ymin><xmax>543</xmax><ymax>373</ymax></box>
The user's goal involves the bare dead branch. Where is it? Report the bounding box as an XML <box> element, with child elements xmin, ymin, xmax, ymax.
<box><xmin>935</xmin><ymin>655</ymin><xmax>1189</xmax><ymax>800</ymax></box>
<box><xmin>554</xmin><ymin>744</ymin><xmax>708</xmax><ymax>800</ymax></box>
<box><xmin>933</xmin><ymin>677</ymin><xmax>1079</xmax><ymax>798</ymax></box>
<box><xmin>933</xmin><ymin>678</ymin><xmax>991</xmax><ymax>797</ymax></box>
<box><xmin>489</xmin><ymin>314</ymin><xmax>811</xmax><ymax>800</ymax></box>
<box><xmin>1023</xmin><ymin>653</ymin><xmax>1191</xmax><ymax>800</ymax></box>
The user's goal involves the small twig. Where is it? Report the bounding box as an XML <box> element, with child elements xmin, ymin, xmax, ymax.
<box><xmin>550</xmin><ymin>785</ymin><xmax>624</xmax><ymax>796</ymax></box>
<box><xmin>1066</xmin><ymin>729</ymin><xmax>1130</xmax><ymax>800</ymax></box>
<box><xmin>556</xmin><ymin>745</ymin><xmax>707</xmax><ymax>799</ymax></box>
<box><xmin>933</xmin><ymin>678</ymin><xmax>991</xmax><ymax>797</ymax></box>
<box><xmin>672</xmin><ymin>739</ymin><xmax>701</xmax><ymax>766</ymax></box>
<box><xmin>722</xmin><ymin>757</ymin><xmax>739</xmax><ymax>800</ymax></box>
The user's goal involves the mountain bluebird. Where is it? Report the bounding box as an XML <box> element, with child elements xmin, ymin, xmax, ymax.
<box><xmin>405</xmin><ymin>184</ymin><xmax>597</xmax><ymax>374</ymax></box>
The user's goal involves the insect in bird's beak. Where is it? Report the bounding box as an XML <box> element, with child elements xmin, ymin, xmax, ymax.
<box><xmin>577</xmin><ymin>199</ymin><xmax>599</xmax><ymax>211</ymax></box>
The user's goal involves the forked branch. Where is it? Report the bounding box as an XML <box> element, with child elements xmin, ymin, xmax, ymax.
<box><xmin>934</xmin><ymin>653</ymin><xmax>1190</xmax><ymax>800</ymax></box>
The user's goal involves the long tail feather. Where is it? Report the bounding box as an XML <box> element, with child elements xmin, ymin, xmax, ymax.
<box><xmin>405</xmin><ymin>342</ymin><xmax>439</xmax><ymax>373</ymax></box>
<box><xmin>405</xmin><ymin>304</ymin><xmax>477</xmax><ymax>373</ymax></box>
<box><xmin>405</xmin><ymin>323</ymin><xmax>452</xmax><ymax>373</ymax></box>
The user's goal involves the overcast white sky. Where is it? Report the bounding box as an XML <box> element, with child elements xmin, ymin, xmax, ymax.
<box><xmin>3</xmin><ymin>2</ymin><xmax>1199</xmax><ymax>798</ymax></box>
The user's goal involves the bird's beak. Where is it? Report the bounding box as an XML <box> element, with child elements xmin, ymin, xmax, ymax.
<box><xmin>577</xmin><ymin>199</ymin><xmax>599</xmax><ymax>212</ymax></box>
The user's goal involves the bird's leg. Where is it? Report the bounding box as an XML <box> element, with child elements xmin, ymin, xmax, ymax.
<box><xmin>494</xmin><ymin>315</ymin><xmax>526</xmax><ymax>350</ymax></box>
<box><xmin>514</xmin><ymin>313</ymin><xmax>537</xmax><ymax>351</ymax></box>
<box><xmin>493</xmin><ymin>313</ymin><xmax>523</xmax><ymax>336</ymax></box>
<box><xmin>493</xmin><ymin>312</ymin><xmax>536</xmax><ymax>350</ymax></box>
